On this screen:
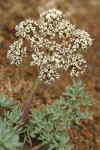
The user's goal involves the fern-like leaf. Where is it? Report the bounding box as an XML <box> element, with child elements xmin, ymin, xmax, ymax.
<box><xmin>0</xmin><ymin>119</ymin><xmax>23</xmax><ymax>150</ymax></box>
<box><xmin>0</xmin><ymin>95</ymin><xmax>16</xmax><ymax>109</ymax></box>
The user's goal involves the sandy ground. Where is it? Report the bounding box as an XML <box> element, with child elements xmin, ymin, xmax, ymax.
<box><xmin>0</xmin><ymin>0</ymin><xmax>100</xmax><ymax>149</ymax></box>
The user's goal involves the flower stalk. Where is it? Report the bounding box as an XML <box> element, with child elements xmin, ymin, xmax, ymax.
<box><xmin>19</xmin><ymin>76</ymin><xmax>40</xmax><ymax>127</ymax></box>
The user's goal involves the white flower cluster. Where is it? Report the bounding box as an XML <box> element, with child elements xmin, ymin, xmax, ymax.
<box><xmin>72</xmin><ymin>29</ymin><xmax>93</xmax><ymax>50</ymax></box>
<box><xmin>7</xmin><ymin>39</ymin><xmax>27</xmax><ymax>66</ymax></box>
<box><xmin>15</xmin><ymin>18</ymin><xmax>38</xmax><ymax>39</ymax></box>
<box><xmin>7</xmin><ymin>9</ymin><xmax>92</xmax><ymax>83</ymax></box>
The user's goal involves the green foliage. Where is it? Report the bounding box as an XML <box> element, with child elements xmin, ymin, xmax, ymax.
<box><xmin>0</xmin><ymin>119</ymin><xmax>23</xmax><ymax>150</ymax></box>
<box><xmin>64</xmin><ymin>80</ymin><xmax>92</xmax><ymax>106</ymax></box>
<box><xmin>56</xmin><ymin>79</ymin><xmax>92</xmax><ymax>127</ymax></box>
<box><xmin>0</xmin><ymin>95</ymin><xmax>16</xmax><ymax>108</ymax></box>
<box><xmin>0</xmin><ymin>97</ymin><xmax>24</xmax><ymax>149</ymax></box>
<box><xmin>0</xmin><ymin>96</ymin><xmax>32</xmax><ymax>147</ymax></box>
<box><xmin>4</xmin><ymin>105</ymin><xmax>23</xmax><ymax>133</ymax></box>
<box><xmin>30</xmin><ymin>105</ymin><xmax>73</xmax><ymax>150</ymax></box>
<box><xmin>0</xmin><ymin>95</ymin><xmax>23</xmax><ymax>133</ymax></box>
<box><xmin>30</xmin><ymin>80</ymin><xmax>92</xmax><ymax>149</ymax></box>
<box><xmin>0</xmin><ymin>80</ymin><xmax>92</xmax><ymax>150</ymax></box>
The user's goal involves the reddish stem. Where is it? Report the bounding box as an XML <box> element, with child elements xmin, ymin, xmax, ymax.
<box><xmin>19</xmin><ymin>97</ymin><xmax>32</xmax><ymax>128</ymax></box>
<box><xmin>19</xmin><ymin>76</ymin><xmax>40</xmax><ymax>128</ymax></box>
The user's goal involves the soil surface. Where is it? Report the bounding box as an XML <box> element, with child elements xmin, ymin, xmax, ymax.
<box><xmin>0</xmin><ymin>0</ymin><xmax>100</xmax><ymax>150</ymax></box>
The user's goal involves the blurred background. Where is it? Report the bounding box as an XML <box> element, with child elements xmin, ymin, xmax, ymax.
<box><xmin>0</xmin><ymin>0</ymin><xmax>100</xmax><ymax>149</ymax></box>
